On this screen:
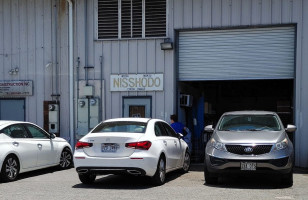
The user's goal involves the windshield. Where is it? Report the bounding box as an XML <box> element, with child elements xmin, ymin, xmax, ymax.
<box><xmin>91</xmin><ymin>121</ymin><xmax>147</xmax><ymax>133</ymax></box>
<box><xmin>217</xmin><ymin>114</ymin><xmax>281</xmax><ymax>131</ymax></box>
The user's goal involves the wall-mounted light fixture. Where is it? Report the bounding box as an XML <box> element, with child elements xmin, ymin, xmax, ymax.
<box><xmin>160</xmin><ymin>38</ymin><xmax>173</xmax><ymax>50</ymax></box>
<box><xmin>9</xmin><ymin>67</ymin><xmax>19</xmax><ymax>75</ymax></box>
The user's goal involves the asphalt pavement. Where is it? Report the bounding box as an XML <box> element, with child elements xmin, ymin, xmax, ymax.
<box><xmin>0</xmin><ymin>163</ymin><xmax>308</xmax><ymax>200</ymax></box>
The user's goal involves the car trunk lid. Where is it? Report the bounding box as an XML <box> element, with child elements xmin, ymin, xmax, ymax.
<box><xmin>82</xmin><ymin>132</ymin><xmax>144</xmax><ymax>157</ymax></box>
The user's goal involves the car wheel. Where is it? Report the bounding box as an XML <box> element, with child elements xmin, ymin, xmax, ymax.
<box><xmin>181</xmin><ymin>150</ymin><xmax>191</xmax><ymax>173</ymax></box>
<box><xmin>78</xmin><ymin>173</ymin><xmax>96</xmax><ymax>184</ymax></box>
<box><xmin>59</xmin><ymin>148</ymin><xmax>73</xmax><ymax>169</ymax></box>
<box><xmin>204</xmin><ymin>158</ymin><xmax>218</xmax><ymax>184</ymax></box>
<box><xmin>282</xmin><ymin>170</ymin><xmax>293</xmax><ymax>187</ymax></box>
<box><xmin>152</xmin><ymin>156</ymin><xmax>166</xmax><ymax>186</ymax></box>
<box><xmin>0</xmin><ymin>155</ymin><xmax>19</xmax><ymax>182</ymax></box>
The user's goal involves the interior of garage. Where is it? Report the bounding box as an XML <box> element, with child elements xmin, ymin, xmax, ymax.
<box><xmin>179</xmin><ymin>79</ymin><xmax>294</xmax><ymax>161</ymax></box>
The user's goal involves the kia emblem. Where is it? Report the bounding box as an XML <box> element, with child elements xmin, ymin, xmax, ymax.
<box><xmin>244</xmin><ymin>147</ymin><xmax>253</xmax><ymax>153</ymax></box>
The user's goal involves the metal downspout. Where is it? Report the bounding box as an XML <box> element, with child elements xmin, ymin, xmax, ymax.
<box><xmin>67</xmin><ymin>0</ymin><xmax>74</xmax><ymax>147</ymax></box>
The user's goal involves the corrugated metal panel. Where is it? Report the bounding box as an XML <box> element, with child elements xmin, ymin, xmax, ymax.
<box><xmin>179</xmin><ymin>26</ymin><xmax>295</xmax><ymax>81</ymax></box>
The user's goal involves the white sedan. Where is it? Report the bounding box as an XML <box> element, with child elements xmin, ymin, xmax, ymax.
<box><xmin>74</xmin><ymin>118</ymin><xmax>191</xmax><ymax>185</ymax></box>
<box><xmin>0</xmin><ymin>121</ymin><xmax>73</xmax><ymax>182</ymax></box>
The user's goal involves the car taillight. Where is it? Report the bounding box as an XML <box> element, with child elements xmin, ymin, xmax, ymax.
<box><xmin>75</xmin><ymin>141</ymin><xmax>93</xmax><ymax>149</ymax></box>
<box><xmin>125</xmin><ymin>141</ymin><xmax>152</xmax><ymax>150</ymax></box>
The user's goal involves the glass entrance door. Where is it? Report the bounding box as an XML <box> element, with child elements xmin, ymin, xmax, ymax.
<box><xmin>123</xmin><ymin>97</ymin><xmax>151</xmax><ymax>118</ymax></box>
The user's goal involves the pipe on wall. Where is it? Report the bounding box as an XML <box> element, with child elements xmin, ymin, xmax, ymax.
<box><xmin>67</xmin><ymin>0</ymin><xmax>74</xmax><ymax>147</ymax></box>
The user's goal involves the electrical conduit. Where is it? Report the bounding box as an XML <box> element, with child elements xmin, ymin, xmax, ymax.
<box><xmin>67</xmin><ymin>0</ymin><xmax>74</xmax><ymax>147</ymax></box>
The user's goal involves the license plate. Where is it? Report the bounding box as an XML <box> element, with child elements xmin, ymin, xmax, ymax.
<box><xmin>241</xmin><ymin>162</ymin><xmax>256</xmax><ymax>171</ymax></box>
<box><xmin>101</xmin><ymin>143</ymin><xmax>119</xmax><ymax>152</ymax></box>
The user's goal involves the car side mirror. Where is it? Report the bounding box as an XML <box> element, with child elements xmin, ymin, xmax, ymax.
<box><xmin>49</xmin><ymin>133</ymin><xmax>56</xmax><ymax>139</ymax></box>
<box><xmin>178</xmin><ymin>133</ymin><xmax>183</xmax><ymax>139</ymax></box>
<box><xmin>285</xmin><ymin>124</ymin><xmax>296</xmax><ymax>133</ymax></box>
<box><xmin>204</xmin><ymin>125</ymin><xmax>214</xmax><ymax>133</ymax></box>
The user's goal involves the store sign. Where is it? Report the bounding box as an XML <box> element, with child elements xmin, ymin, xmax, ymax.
<box><xmin>110</xmin><ymin>74</ymin><xmax>163</xmax><ymax>91</ymax></box>
<box><xmin>0</xmin><ymin>80</ymin><xmax>33</xmax><ymax>97</ymax></box>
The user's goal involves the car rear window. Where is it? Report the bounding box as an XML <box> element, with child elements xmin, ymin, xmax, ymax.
<box><xmin>218</xmin><ymin>114</ymin><xmax>281</xmax><ymax>131</ymax></box>
<box><xmin>91</xmin><ymin>121</ymin><xmax>147</xmax><ymax>133</ymax></box>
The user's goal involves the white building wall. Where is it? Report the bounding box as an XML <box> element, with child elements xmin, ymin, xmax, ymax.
<box><xmin>1</xmin><ymin>0</ymin><xmax>307</xmax><ymax>167</ymax></box>
<box><xmin>74</xmin><ymin>0</ymin><xmax>176</xmax><ymax>123</ymax></box>
<box><xmin>0</xmin><ymin>0</ymin><xmax>53</xmax><ymax>124</ymax></box>
<box><xmin>0</xmin><ymin>0</ymin><xmax>72</xmax><ymax>141</ymax></box>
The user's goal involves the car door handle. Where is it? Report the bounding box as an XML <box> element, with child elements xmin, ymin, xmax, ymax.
<box><xmin>163</xmin><ymin>140</ymin><xmax>167</xmax><ymax>146</ymax></box>
<box><xmin>37</xmin><ymin>144</ymin><xmax>42</xmax><ymax>149</ymax></box>
<box><xmin>12</xmin><ymin>142</ymin><xmax>19</xmax><ymax>146</ymax></box>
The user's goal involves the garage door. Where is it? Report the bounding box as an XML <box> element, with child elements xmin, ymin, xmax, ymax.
<box><xmin>178</xmin><ymin>26</ymin><xmax>295</xmax><ymax>81</ymax></box>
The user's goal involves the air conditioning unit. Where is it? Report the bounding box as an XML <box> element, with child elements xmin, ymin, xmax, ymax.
<box><xmin>180</xmin><ymin>94</ymin><xmax>193</xmax><ymax>107</ymax></box>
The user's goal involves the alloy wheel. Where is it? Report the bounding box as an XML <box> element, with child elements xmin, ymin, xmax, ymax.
<box><xmin>60</xmin><ymin>149</ymin><xmax>72</xmax><ymax>168</ymax></box>
<box><xmin>159</xmin><ymin>158</ymin><xmax>166</xmax><ymax>183</ymax></box>
<box><xmin>182</xmin><ymin>151</ymin><xmax>190</xmax><ymax>172</ymax></box>
<box><xmin>4</xmin><ymin>157</ymin><xmax>19</xmax><ymax>181</ymax></box>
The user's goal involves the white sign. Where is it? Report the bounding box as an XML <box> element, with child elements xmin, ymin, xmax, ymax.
<box><xmin>110</xmin><ymin>74</ymin><xmax>163</xmax><ymax>91</ymax></box>
<box><xmin>0</xmin><ymin>80</ymin><xmax>33</xmax><ymax>97</ymax></box>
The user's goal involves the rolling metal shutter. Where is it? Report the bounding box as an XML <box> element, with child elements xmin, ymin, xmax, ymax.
<box><xmin>178</xmin><ymin>26</ymin><xmax>295</xmax><ymax>81</ymax></box>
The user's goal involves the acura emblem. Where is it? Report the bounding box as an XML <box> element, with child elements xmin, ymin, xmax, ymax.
<box><xmin>244</xmin><ymin>147</ymin><xmax>253</xmax><ymax>153</ymax></box>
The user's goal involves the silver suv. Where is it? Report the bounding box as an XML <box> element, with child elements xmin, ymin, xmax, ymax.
<box><xmin>204</xmin><ymin>111</ymin><xmax>296</xmax><ymax>186</ymax></box>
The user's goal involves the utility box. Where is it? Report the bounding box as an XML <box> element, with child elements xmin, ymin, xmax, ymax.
<box><xmin>81</xmin><ymin>86</ymin><xmax>94</xmax><ymax>97</ymax></box>
<box><xmin>48</xmin><ymin>104</ymin><xmax>59</xmax><ymax>134</ymax></box>
<box><xmin>77</xmin><ymin>99</ymin><xmax>89</xmax><ymax>135</ymax></box>
<box><xmin>77</xmin><ymin>98</ymin><xmax>100</xmax><ymax>135</ymax></box>
<box><xmin>89</xmin><ymin>98</ymin><xmax>99</xmax><ymax>129</ymax></box>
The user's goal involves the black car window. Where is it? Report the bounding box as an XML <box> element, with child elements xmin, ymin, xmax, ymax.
<box><xmin>154</xmin><ymin>123</ymin><xmax>162</xmax><ymax>136</ymax></box>
<box><xmin>2</xmin><ymin>124</ymin><xmax>29</xmax><ymax>138</ymax></box>
<box><xmin>25</xmin><ymin>124</ymin><xmax>49</xmax><ymax>139</ymax></box>
<box><xmin>218</xmin><ymin>114</ymin><xmax>281</xmax><ymax>131</ymax></box>
<box><xmin>92</xmin><ymin>121</ymin><xmax>147</xmax><ymax>133</ymax></box>
<box><xmin>161</xmin><ymin>122</ymin><xmax>178</xmax><ymax>138</ymax></box>
<box><xmin>154</xmin><ymin>122</ymin><xmax>168</xmax><ymax>137</ymax></box>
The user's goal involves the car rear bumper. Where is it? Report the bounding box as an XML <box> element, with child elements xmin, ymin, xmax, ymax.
<box><xmin>74</xmin><ymin>151</ymin><xmax>158</xmax><ymax>177</ymax></box>
<box><xmin>76</xmin><ymin>166</ymin><xmax>146</xmax><ymax>176</ymax></box>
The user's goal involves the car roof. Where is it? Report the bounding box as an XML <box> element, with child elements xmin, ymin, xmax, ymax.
<box><xmin>0</xmin><ymin>120</ymin><xmax>26</xmax><ymax>126</ymax></box>
<box><xmin>222</xmin><ymin>111</ymin><xmax>277</xmax><ymax>115</ymax></box>
<box><xmin>0</xmin><ymin>120</ymin><xmax>31</xmax><ymax>129</ymax></box>
<box><xmin>104</xmin><ymin>118</ymin><xmax>152</xmax><ymax>123</ymax></box>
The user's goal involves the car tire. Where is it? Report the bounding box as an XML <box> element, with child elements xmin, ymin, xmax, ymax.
<box><xmin>59</xmin><ymin>148</ymin><xmax>74</xmax><ymax>169</ymax></box>
<box><xmin>282</xmin><ymin>170</ymin><xmax>293</xmax><ymax>187</ymax></box>
<box><xmin>152</xmin><ymin>156</ymin><xmax>166</xmax><ymax>186</ymax></box>
<box><xmin>204</xmin><ymin>158</ymin><xmax>218</xmax><ymax>184</ymax></box>
<box><xmin>0</xmin><ymin>155</ymin><xmax>19</xmax><ymax>182</ymax></box>
<box><xmin>181</xmin><ymin>150</ymin><xmax>191</xmax><ymax>173</ymax></box>
<box><xmin>78</xmin><ymin>173</ymin><xmax>96</xmax><ymax>184</ymax></box>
